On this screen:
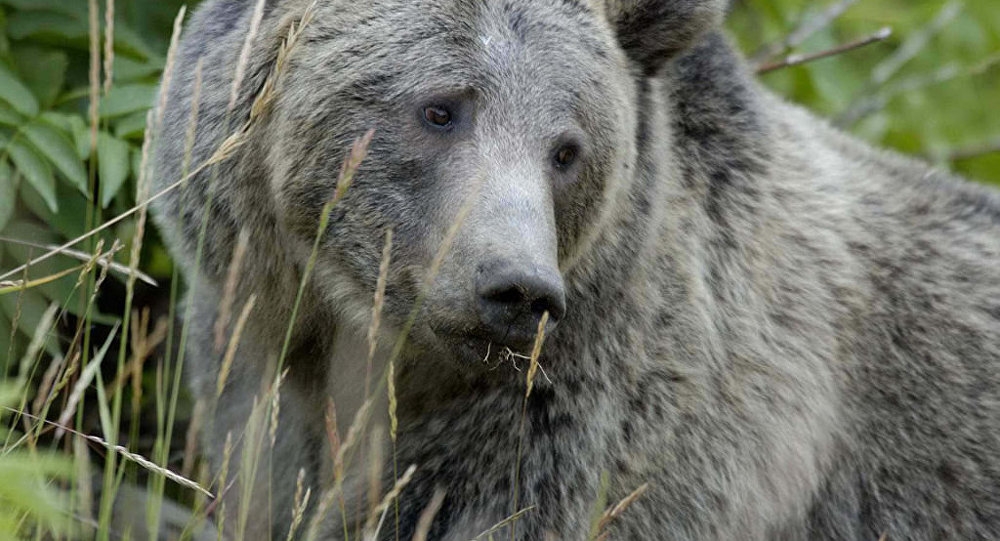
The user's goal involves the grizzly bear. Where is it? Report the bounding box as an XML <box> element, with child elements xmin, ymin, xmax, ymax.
<box><xmin>152</xmin><ymin>0</ymin><xmax>1000</xmax><ymax>539</ymax></box>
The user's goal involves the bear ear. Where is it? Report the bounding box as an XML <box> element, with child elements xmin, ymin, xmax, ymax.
<box><xmin>605</xmin><ymin>0</ymin><xmax>727</xmax><ymax>75</ymax></box>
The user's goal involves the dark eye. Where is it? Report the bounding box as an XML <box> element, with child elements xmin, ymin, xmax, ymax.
<box><xmin>554</xmin><ymin>145</ymin><xmax>578</xmax><ymax>169</ymax></box>
<box><xmin>423</xmin><ymin>106</ymin><xmax>453</xmax><ymax>128</ymax></box>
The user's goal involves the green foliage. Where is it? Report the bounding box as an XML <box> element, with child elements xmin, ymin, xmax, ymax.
<box><xmin>0</xmin><ymin>383</ymin><xmax>73</xmax><ymax>540</ymax></box>
<box><xmin>730</xmin><ymin>0</ymin><xmax>1000</xmax><ymax>185</ymax></box>
<box><xmin>0</xmin><ymin>0</ymin><xmax>185</xmax><ymax>359</ymax></box>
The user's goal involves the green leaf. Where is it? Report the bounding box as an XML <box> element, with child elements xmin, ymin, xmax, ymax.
<box><xmin>0</xmin><ymin>516</ymin><xmax>21</xmax><ymax>541</ymax></box>
<box><xmin>39</xmin><ymin>112</ymin><xmax>91</xmax><ymax>159</ymax></box>
<box><xmin>22</xmin><ymin>121</ymin><xmax>88</xmax><ymax>195</ymax></box>
<box><xmin>0</xmin><ymin>63</ymin><xmax>39</xmax><ymax>118</ymax></box>
<box><xmin>0</xmin><ymin>309</ymin><xmax>15</xmax><ymax>374</ymax></box>
<box><xmin>0</xmin><ymin>0</ymin><xmax>87</xmax><ymax>19</ymax></box>
<box><xmin>2</xmin><ymin>221</ymin><xmax>80</xmax><ymax>311</ymax></box>
<box><xmin>69</xmin><ymin>115</ymin><xmax>91</xmax><ymax>159</ymax></box>
<box><xmin>6</xmin><ymin>10</ymin><xmax>87</xmax><ymax>45</ymax></box>
<box><xmin>0</xmin><ymin>286</ymin><xmax>61</xmax><ymax>358</ymax></box>
<box><xmin>19</xmin><ymin>179</ymin><xmax>87</xmax><ymax>240</ymax></box>
<box><xmin>100</xmin><ymin>84</ymin><xmax>157</xmax><ymax>119</ymax></box>
<box><xmin>7</xmin><ymin>139</ymin><xmax>56</xmax><ymax>212</ymax></box>
<box><xmin>114</xmin><ymin>54</ymin><xmax>165</xmax><ymax>83</ymax></box>
<box><xmin>114</xmin><ymin>110</ymin><xmax>149</xmax><ymax>140</ymax></box>
<box><xmin>0</xmin><ymin>160</ymin><xmax>13</xmax><ymax>231</ymax></box>
<box><xmin>0</xmin><ymin>101</ymin><xmax>21</xmax><ymax>128</ymax></box>
<box><xmin>6</xmin><ymin>10</ymin><xmax>153</xmax><ymax>62</ymax></box>
<box><xmin>109</xmin><ymin>23</ymin><xmax>157</xmax><ymax>63</ymax></box>
<box><xmin>98</xmin><ymin>132</ymin><xmax>130</xmax><ymax>208</ymax></box>
<box><xmin>37</xmin><ymin>111</ymin><xmax>71</xmax><ymax>132</ymax></box>
<box><xmin>53</xmin><ymin>85</ymin><xmax>90</xmax><ymax>107</ymax></box>
<box><xmin>0</xmin><ymin>9</ymin><xmax>10</xmax><ymax>58</ymax></box>
<box><xmin>0</xmin><ymin>453</ymin><xmax>72</xmax><ymax>534</ymax></box>
<box><xmin>12</xmin><ymin>47</ymin><xmax>68</xmax><ymax>109</ymax></box>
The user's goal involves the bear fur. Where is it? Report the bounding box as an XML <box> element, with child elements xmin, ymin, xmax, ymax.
<box><xmin>151</xmin><ymin>0</ymin><xmax>1000</xmax><ymax>539</ymax></box>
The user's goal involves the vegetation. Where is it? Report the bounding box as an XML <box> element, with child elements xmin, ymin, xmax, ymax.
<box><xmin>0</xmin><ymin>0</ymin><xmax>996</xmax><ymax>539</ymax></box>
<box><xmin>733</xmin><ymin>0</ymin><xmax>1000</xmax><ymax>182</ymax></box>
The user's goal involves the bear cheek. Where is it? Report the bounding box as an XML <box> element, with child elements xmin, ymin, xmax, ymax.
<box><xmin>554</xmin><ymin>157</ymin><xmax>615</xmax><ymax>263</ymax></box>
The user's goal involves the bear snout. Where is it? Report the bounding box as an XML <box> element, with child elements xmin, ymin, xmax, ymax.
<box><xmin>473</xmin><ymin>259</ymin><xmax>565</xmax><ymax>348</ymax></box>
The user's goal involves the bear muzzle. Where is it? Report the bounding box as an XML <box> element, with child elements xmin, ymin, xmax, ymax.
<box><xmin>473</xmin><ymin>259</ymin><xmax>565</xmax><ymax>350</ymax></box>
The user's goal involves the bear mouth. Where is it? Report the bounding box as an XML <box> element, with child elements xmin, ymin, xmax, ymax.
<box><xmin>429</xmin><ymin>326</ymin><xmax>537</xmax><ymax>369</ymax></box>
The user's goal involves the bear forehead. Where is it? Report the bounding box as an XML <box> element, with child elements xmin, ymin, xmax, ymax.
<box><xmin>309</xmin><ymin>0</ymin><xmax>613</xmax><ymax>64</ymax></box>
<box><xmin>301</xmin><ymin>0</ymin><xmax>618</xmax><ymax>101</ymax></box>
<box><xmin>317</xmin><ymin>0</ymin><xmax>604</xmax><ymax>31</ymax></box>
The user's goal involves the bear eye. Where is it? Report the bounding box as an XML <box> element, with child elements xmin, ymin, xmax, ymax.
<box><xmin>554</xmin><ymin>145</ymin><xmax>579</xmax><ymax>169</ymax></box>
<box><xmin>423</xmin><ymin>106</ymin><xmax>453</xmax><ymax>128</ymax></box>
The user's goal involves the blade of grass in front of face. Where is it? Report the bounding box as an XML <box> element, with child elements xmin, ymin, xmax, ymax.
<box><xmin>364</xmin><ymin>425</ymin><xmax>385</xmax><ymax>533</ymax></box>
<box><xmin>471</xmin><ymin>507</ymin><xmax>537</xmax><ymax>541</ymax></box>
<box><xmin>360</xmin><ymin>229</ymin><xmax>392</xmax><ymax>540</ymax></box>
<box><xmin>301</xmin><ymin>185</ymin><xmax>480</xmax><ymax>540</ymax></box>
<box><xmin>410</xmin><ymin>488</ymin><xmax>446</xmax><ymax>541</ymax></box>
<box><xmin>365</xmin><ymin>463</ymin><xmax>415</xmax><ymax>539</ymax></box>
<box><xmin>304</xmin><ymin>396</ymin><xmax>376</xmax><ymax>541</ymax></box>
<box><xmin>269</xmin><ymin>128</ymin><xmax>373</xmax><ymax>541</ymax></box>
<box><xmin>275</xmin><ymin>129</ymin><xmax>374</xmax><ymax>375</ymax></box>
<box><xmin>510</xmin><ymin>312</ymin><xmax>548</xmax><ymax>541</ymax></box>
<box><xmin>286</xmin><ymin>467</ymin><xmax>312</xmax><ymax>541</ymax></box>
<box><xmin>218</xmin><ymin>431</ymin><xmax>234</xmax><ymax>538</ymax></box>
<box><xmin>236</xmin><ymin>395</ymin><xmax>272</xmax><ymax>540</ymax></box>
<box><xmin>178</xmin><ymin>1</ymin><xmax>317</xmax><ymax>535</ymax></box>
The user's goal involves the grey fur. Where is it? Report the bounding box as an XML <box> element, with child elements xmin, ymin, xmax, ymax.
<box><xmin>150</xmin><ymin>0</ymin><xmax>1000</xmax><ymax>539</ymax></box>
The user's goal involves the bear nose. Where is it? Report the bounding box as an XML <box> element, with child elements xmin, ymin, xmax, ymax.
<box><xmin>475</xmin><ymin>262</ymin><xmax>566</xmax><ymax>347</ymax></box>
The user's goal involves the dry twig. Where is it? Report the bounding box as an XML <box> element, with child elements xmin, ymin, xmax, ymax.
<box><xmin>758</xmin><ymin>27</ymin><xmax>892</xmax><ymax>74</ymax></box>
<box><xmin>751</xmin><ymin>0</ymin><xmax>861</xmax><ymax>64</ymax></box>
<box><xmin>411</xmin><ymin>489</ymin><xmax>447</xmax><ymax>541</ymax></box>
<box><xmin>593</xmin><ymin>483</ymin><xmax>651</xmax><ymax>541</ymax></box>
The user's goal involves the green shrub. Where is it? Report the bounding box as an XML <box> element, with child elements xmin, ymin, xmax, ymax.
<box><xmin>0</xmin><ymin>0</ymin><xmax>188</xmax><ymax>360</ymax></box>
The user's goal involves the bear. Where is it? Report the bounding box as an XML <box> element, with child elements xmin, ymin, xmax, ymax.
<box><xmin>150</xmin><ymin>0</ymin><xmax>1000</xmax><ymax>539</ymax></box>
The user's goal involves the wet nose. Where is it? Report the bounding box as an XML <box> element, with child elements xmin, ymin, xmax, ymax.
<box><xmin>475</xmin><ymin>262</ymin><xmax>566</xmax><ymax>347</ymax></box>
